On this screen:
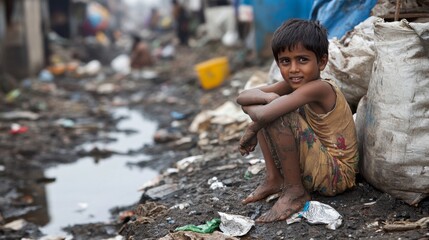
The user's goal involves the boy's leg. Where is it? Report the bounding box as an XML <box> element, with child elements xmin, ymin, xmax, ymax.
<box><xmin>242</xmin><ymin>130</ymin><xmax>284</xmax><ymax>204</ymax></box>
<box><xmin>257</xmin><ymin>114</ymin><xmax>310</xmax><ymax>223</ymax></box>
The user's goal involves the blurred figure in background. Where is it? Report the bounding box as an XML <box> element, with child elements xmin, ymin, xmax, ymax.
<box><xmin>146</xmin><ymin>8</ymin><xmax>161</xmax><ymax>32</ymax></box>
<box><xmin>171</xmin><ymin>0</ymin><xmax>189</xmax><ymax>46</ymax></box>
<box><xmin>130</xmin><ymin>35</ymin><xmax>154</xmax><ymax>71</ymax></box>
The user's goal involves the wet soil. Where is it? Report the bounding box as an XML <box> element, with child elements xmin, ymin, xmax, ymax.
<box><xmin>0</xmin><ymin>40</ymin><xmax>428</xmax><ymax>240</ymax></box>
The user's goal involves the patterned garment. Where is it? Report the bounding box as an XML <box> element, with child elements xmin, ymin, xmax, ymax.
<box><xmin>285</xmin><ymin>79</ymin><xmax>359</xmax><ymax>196</ymax></box>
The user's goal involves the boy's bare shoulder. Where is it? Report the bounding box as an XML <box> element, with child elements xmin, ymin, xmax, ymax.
<box><xmin>298</xmin><ymin>79</ymin><xmax>333</xmax><ymax>95</ymax></box>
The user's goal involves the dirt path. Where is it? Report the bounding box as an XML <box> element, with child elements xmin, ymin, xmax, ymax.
<box><xmin>0</xmin><ymin>41</ymin><xmax>428</xmax><ymax>240</ymax></box>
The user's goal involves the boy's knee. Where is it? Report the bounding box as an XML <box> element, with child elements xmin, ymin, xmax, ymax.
<box><xmin>266</xmin><ymin>117</ymin><xmax>289</xmax><ymax>133</ymax></box>
<box><xmin>269</xmin><ymin>112</ymin><xmax>298</xmax><ymax>129</ymax></box>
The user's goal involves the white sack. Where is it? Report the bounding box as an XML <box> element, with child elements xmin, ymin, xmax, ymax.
<box><xmin>204</xmin><ymin>6</ymin><xmax>237</xmax><ymax>41</ymax></box>
<box><xmin>321</xmin><ymin>16</ymin><xmax>382</xmax><ymax>106</ymax></box>
<box><xmin>357</xmin><ymin>19</ymin><xmax>429</xmax><ymax>205</ymax></box>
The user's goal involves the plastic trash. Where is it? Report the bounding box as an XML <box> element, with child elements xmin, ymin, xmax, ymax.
<box><xmin>222</xmin><ymin>31</ymin><xmax>239</xmax><ymax>47</ymax></box>
<box><xmin>38</xmin><ymin>69</ymin><xmax>54</xmax><ymax>82</ymax></box>
<box><xmin>5</xmin><ymin>89</ymin><xmax>21</xmax><ymax>103</ymax></box>
<box><xmin>83</xmin><ymin>60</ymin><xmax>102</xmax><ymax>76</ymax></box>
<box><xmin>170</xmin><ymin>111</ymin><xmax>187</xmax><ymax>120</ymax></box>
<box><xmin>56</xmin><ymin>118</ymin><xmax>75</xmax><ymax>128</ymax></box>
<box><xmin>208</xmin><ymin>177</ymin><xmax>226</xmax><ymax>190</ymax></box>
<box><xmin>10</xmin><ymin>123</ymin><xmax>28</xmax><ymax>135</ymax></box>
<box><xmin>0</xmin><ymin>111</ymin><xmax>39</xmax><ymax>121</ymax></box>
<box><xmin>161</xmin><ymin>44</ymin><xmax>175</xmax><ymax>59</ymax></box>
<box><xmin>4</xmin><ymin>219</ymin><xmax>28</xmax><ymax>230</ymax></box>
<box><xmin>175</xmin><ymin>218</ymin><xmax>221</xmax><ymax>233</ymax></box>
<box><xmin>144</xmin><ymin>183</ymin><xmax>179</xmax><ymax>200</ymax></box>
<box><xmin>218</xmin><ymin>212</ymin><xmax>255</xmax><ymax>237</ymax></box>
<box><xmin>287</xmin><ymin>201</ymin><xmax>342</xmax><ymax>230</ymax></box>
<box><xmin>161</xmin><ymin>230</ymin><xmax>239</xmax><ymax>240</ymax></box>
<box><xmin>111</xmin><ymin>54</ymin><xmax>130</xmax><ymax>75</ymax></box>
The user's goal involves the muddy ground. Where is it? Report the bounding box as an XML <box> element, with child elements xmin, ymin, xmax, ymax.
<box><xmin>0</xmin><ymin>36</ymin><xmax>428</xmax><ymax>240</ymax></box>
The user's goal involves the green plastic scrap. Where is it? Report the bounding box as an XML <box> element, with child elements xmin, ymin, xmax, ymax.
<box><xmin>175</xmin><ymin>218</ymin><xmax>221</xmax><ymax>233</ymax></box>
<box><xmin>244</xmin><ymin>170</ymin><xmax>253</xmax><ymax>180</ymax></box>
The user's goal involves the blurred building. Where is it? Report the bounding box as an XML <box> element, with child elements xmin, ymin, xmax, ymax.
<box><xmin>0</xmin><ymin>0</ymin><xmax>126</xmax><ymax>80</ymax></box>
<box><xmin>0</xmin><ymin>0</ymin><xmax>45</xmax><ymax>79</ymax></box>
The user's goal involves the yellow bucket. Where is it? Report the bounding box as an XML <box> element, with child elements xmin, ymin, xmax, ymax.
<box><xmin>194</xmin><ymin>57</ymin><xmax>229</xmax><ymax>90</ymax></box>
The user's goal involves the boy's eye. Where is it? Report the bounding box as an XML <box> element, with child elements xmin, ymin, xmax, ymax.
<box><xmin>298</xmin><ymin>57</ymin><xmax>309</xmax><ymax>63</ymax></box>
<box><xmin>279</xmin><ymin>58</ymin><xmax>290</xmax><ymax>64</ymax></box>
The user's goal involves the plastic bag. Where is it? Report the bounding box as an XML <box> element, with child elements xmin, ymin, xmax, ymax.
<box><xmin>175</xmin><ymin>218</ymin><xmax>221</xmax><ymax>233</ymax></box>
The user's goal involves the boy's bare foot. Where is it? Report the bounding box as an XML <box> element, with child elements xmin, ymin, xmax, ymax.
<box><xmin>256</xmin><ymin>186</ymin><xmax>310</xmax><ymax>223</ymax></box>
<box><xmin>242</xmin><ymin>180</ymin><xmax>283</xmax><ymax>204</ymax></box>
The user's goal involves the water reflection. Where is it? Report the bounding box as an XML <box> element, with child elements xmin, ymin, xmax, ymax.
<box><xmin>38</xmin><ymin>107</ymin><xmax>158</xmax><ymax>235</ymax></box>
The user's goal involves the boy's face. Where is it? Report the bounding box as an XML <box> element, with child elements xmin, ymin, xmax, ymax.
<box><xmin>277</xmin><ymin>43</ymin><xmax>327</xmax><ymax>91</ymax></box>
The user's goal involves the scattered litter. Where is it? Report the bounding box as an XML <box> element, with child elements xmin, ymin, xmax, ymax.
<box><xmin>367</xmin><ymin>221</ymin><xmax>380</xmax><ymax>228</ymax></box>
<box><xmin>161</xmin><ymin>44</ymin><xmax>175</xmax><ymax>59</ymax></box>
<box><xmin>383</xmin><ymin>216</ymin><xmax>429</xmax><ymax>232</ymax></box>
<box><xmin>10</xmin><ymin>123</ymin><xmax>29</xmax><ymax>134</ymax></box>
<box><xmin>170</xmin><ymin>202</ymin><xmax>191</xmax><ymax>210</ymax></box>
<box><xmin>166</xmin><ymin>217</ymin><xmax>175</xmax><ymax>224</ymax></box>
<box><xmin>287</xmin><ymin>201</ymin><xmax>343</xmax><ymax>230</ymax></box>
<box><xmin>4</xmin><ymin>219</ymin><xmax>28</xmax><ymax>230</ymax></box>
<box><xmin>165</xmin><ymin>168</ymin><xmax>179</xmax><ymax>174</ymax></box>
<box><xmin>96</xmin><ymin>83</ymin><xmax>117</xmax><ymax>94</ymax></box>
<box><xmin>111</xmin><ymin>54</ymin><xmax>131</xmax><ymax>75</ymax></box>
<box><xmin>208</xmin><ymin>177</ymin><xmax>226</xmax><ymax>190</ymax></box>
<box><xmin>170</xmin><ymin>111</ymin><xmax>188</xmax><ymax>120</ymax></box>
<box><xmin>56</xmin><ymin>118</ymin><xmax>75</xmax><ymax>128</ymax></box>
<box><xmin>153</xmin><ymin>128</ymin><xmax>182</xmax><ymax>143</ymax></box>
<box><xmin>247</xmin><ymin>162</ymin><xmax>265</xmax><ymax>175</ymax></box>
<box><xmin>189</xmin><ymin>101</ymin><xmax>248</xmax><ymax>133</ymax></box>
<box><xmin>38</xmin><ymin>69</ymin><xmax>54</xmax><ymax>82</ymax></box>
<box><xmin>250</xmin><ymin>205</ymin><xmax>262</xmax><ymax>220</ymax></box>
<box><xmin>218</xmin><ymin>212</ymin><xmax>255</xmax><ymax>237</ymax></box>
<box><xmin>215</xmin><ymin>164</ymin><xmax>238</xmax><ymax>171</ymax></box>
<box><xmin>144</xmin><ymin>183</ymin><xmax>179</xmax><ymax>200</ymax></box>
<box><xmin>134</xmin><ymin>202</ymin><xmax>169</xmax><ymax>224</ymax></box>
<box><xmin>141</xmin><ymin>70</ymin><xmax>158</xmax><ymax>80</ymax></box>
<box><xmin>211</xmin><ymin>197</ymin><xmax>220</xmax><ymax>202</ymax></box>
<box><xmin>244</xmin><ymin>71</ymin><xmax>269</xmax><ymax>90</ymax></box>
<box><xmin>160</xmin><ymin>230</ymin><xmax>238</xmax><ymax>240</ymax></box>
<box><xmin>0</xmin><ymin>111</ymin><xmax>39</xmax><ymax>120</ymax></box>
<box><xmin>118</xmin><ymin>210</ymin><xmax>134</xmax><ymax>222</ymax></box>
<box><xmin>175</xmin><ymin>218</ymin><xmax>221</xmax><ymax>233</ymax></box>
<box><xmin>243</xmin><ymin>171</ymin><xmax>253</xmax><ymax>180</ymax></box>
<box><xmin>363</xmin><ymin>201</ymin><xmax>377</xmax><ymax>206</ymax></box>
<box><xmin>5</xmin><ymin>89</ymin><xmax>21</xmax><ymax>103</ymax></box>
<box><xmin>176</xmin><ymin>155</ymin><xmax>204</xmax><ymax>170</ymax></box>
<box><xmin>248</xmin><ymin>158</ymin><xmax>264</xmax><ymax>165</ymax></box>
<box><xmin>78</xmin><ymin>60</ymin><xmax>102</xmax><ymax>76</ymax></box>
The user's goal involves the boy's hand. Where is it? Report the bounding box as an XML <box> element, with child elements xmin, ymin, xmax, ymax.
<box><xmin>238</xmin><ymin>128</ymin><xmax>258</xmax><ymax>156</ymax></box>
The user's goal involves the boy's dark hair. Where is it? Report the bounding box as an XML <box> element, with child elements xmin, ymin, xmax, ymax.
<box><xmin>271</xmin><ymin>19</ymin><xmax>329</xmax><ymax>63</ymax></box>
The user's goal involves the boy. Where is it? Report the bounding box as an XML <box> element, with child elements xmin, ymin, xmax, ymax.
<box><xmin>236</xmin><ymin>19</ymin><xmax>358</xmax><ymax>223</ymax></box>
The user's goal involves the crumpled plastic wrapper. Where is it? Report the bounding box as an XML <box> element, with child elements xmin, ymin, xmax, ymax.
<box><xmin>218</xmin><ymin>212</ymin><xmax>255</xmax><ymax>237</ymax></box>
<box><xmin>287</xmin><ymin>201</ymin><xmax>343</xmax><ymax>230</ymax></box>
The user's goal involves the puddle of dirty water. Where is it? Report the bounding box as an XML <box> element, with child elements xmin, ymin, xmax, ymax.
<box><xmin>38</xmin><ymin>107</ymin><xmax>158</xmax><ymax>235</ymax></box>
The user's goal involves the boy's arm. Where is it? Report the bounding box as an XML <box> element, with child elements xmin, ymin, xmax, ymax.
<box><xmin>243</xmin><ymin>80</ymin><xmax>332</xmax><ymax>130</ymax></box>
<box><xmin>236</xmin><ymin>89</ymin><xmax>279</xmax><ymax>106</ymax></box>
<box><xmin>236</xmin><ymin>81</ymin><xmax>292</xmax><ymax>106</ymax></box>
